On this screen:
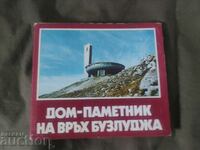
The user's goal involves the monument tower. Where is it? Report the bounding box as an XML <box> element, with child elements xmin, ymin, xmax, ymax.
<box><xmin>84</xmin><ymin>44</ymin><xmax>92</xmax><ymax>76</ymax></box>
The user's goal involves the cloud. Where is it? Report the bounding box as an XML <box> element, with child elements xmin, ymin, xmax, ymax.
<box><xmin>41</xmin><ymin>44</ymin><xmax>74</xmax><ymax>61</ymax></box>
<box><xmin>38</xmin><ymin>74</ymin><xmax>84</xmax><ymax>95</ymax></box>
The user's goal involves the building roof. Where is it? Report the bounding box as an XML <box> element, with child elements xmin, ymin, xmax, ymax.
<box><xmin>85</xmin><ymin>62</ymin><xmax>125</xmax><ymax>76</ymax></box>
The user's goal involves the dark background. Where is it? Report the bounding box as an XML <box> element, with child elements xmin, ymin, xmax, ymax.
<box><xmin>0</xmin><ymin>0</ymin><xmax>199</xmax><ymax>150</ymax></box>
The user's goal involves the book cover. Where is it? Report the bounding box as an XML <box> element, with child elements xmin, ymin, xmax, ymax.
<box><xmin>30</xmin><ymin>23</ymin><xmax>171</xmax><ymax>139</ymax></box>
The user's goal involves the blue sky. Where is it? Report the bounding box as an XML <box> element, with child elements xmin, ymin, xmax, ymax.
<box><xmin>38</xmin><ymin>29</ymin><xmax>156</xmax><ymax>95</ymax></box>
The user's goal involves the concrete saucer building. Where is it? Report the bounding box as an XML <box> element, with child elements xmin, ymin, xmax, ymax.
<box><xmin>84</xmin><ymin>44</ymin><xmax>125</xmax><ymax>77</ymax></box>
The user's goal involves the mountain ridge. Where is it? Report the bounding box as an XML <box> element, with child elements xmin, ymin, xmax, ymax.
<box><xmin>40</xmin><ymin>55</ymin><xmax>159</xmax><ymax>98</ymax></box>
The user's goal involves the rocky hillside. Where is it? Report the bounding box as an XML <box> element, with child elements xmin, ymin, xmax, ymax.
<box><xmin>40</xmin><ymin>55</ymin><xmax>159</xmax><ymax>98</ymax></box>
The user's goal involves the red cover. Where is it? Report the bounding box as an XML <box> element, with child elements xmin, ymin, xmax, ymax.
<box><xmin>30</xmin><ymin>23</ymin><xmax>171</xmax><ymax>139</ymax></box>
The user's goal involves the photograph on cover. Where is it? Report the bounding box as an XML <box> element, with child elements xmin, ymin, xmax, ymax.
<box><xmin>37</xmin><ymin>29</ymin><xmax>160</xmax><ymax>99</ymax></box>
